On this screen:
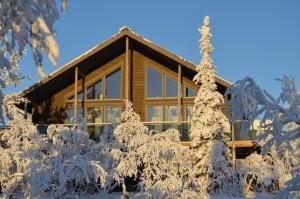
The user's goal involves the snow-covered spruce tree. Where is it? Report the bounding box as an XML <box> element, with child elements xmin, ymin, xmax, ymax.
<box><xmin>226</xmin><ymin>76</ymin><xmax>300</xmax><ymax>197</ymax></box>
<box><xmin>109</xmin><ymin>100</ymin><xmax>196</xmax><ymax>198</ymax></box>
<box><xmin>190</xmin><ymin>16</ymin><xmax>235</xmax><ymax>196</ymax></box>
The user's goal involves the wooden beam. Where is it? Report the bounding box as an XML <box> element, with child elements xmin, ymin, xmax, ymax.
<box><xmin>78</xmin><ymin>70</ymin><xmax>86</xmax><ymax>78</ymax></box>
<box><xmin>74</xmin><ymin>66</ymin><xmax>78</xmax><ymax>124</ymax></box>
<box><xmin>125</xmin><ymin>36</ymin><xmax>129</xmax><ymax>100</ymax></box>
<box><xmin>82</xmin><ymin>77</ymin><xmax>85</xmax><ymax>118</ymax></box>
<box><xmin>178</xmin><ymin>64</ymin><xmax>182</xmax><ymax>122</ymax></box>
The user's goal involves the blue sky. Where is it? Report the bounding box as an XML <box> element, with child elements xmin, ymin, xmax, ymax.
<box><xmin>8</xmin><ymin>0</ymin><xmax>300</xmax><ymax>97</ymax></box>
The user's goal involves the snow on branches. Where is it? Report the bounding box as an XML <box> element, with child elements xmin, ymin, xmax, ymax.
<box><xmin>107</xmin><ymin>100</ymin><xmax>196</xmax><ymax>198</ymax></box>
<box><xmin>0</xmin><ymin>0</ymin><xmax>68</xmax><ymax>81</ymax></box>
<box><xmin>0</xmin><ymin>0</ymin><xmax>69</xmax><ymax>125</ymax></box>
<box><xmin>0</xmin><ymin>94</ymin><xmax>107</xmax><ymax>198</ymax></box>
<box><xmin>226</xmin><ymin>76</ymin><xmax>300</xmax><ymax>197</ymax></box>
<box><xmin>225</xmin><ymin>76</ymin><xmax>300</xmax><ymax>153</ymax></box>
<box><xmin>190</xmin><ymin>16</ymin><xmax>234</xmax><ymax>196</ymax></box>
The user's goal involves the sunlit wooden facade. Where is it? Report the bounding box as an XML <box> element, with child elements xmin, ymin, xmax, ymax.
<box><xmin>20</xmin><ymin>27</ymin><xmax>231</xmax><ymax>125</ymax></box>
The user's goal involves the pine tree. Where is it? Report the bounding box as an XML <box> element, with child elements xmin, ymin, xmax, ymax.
<box><xmin>190</xmin><ymin>16</ymin><xmax>234</xmax><ymax>195</ymax></box>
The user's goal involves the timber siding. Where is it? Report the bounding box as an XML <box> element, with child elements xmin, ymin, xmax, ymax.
<box><xmin>20</xmin><ymin>26</ymin><xmax>232</xmax><ymax>125</ymax></box>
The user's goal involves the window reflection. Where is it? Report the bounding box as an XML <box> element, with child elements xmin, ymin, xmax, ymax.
<box><xmin>185</xmin><ymin>87</ymin><xmax>197</xmax><ymax>97</ymax></box>
<box><xmin>166</xmin><ymin>77</ymin><xmax>178</xmax><ymax>98</ymax></box>
<box><xmin>87</xmin><ymin>80</ymin><xmax>102</xmax><ymax>99</ymax></box>
<box><xmin>105</xmin><ymin>68</ymin><xmax>121</xmax><ymax>99</ymax></box>
<box><xmin>186</xmin><ymin>105</ymin><xmax>193</xmax><ymax>121</ymax></box>
<box><xmin>166</xmin><ymin>106</ymin><xmax>178</xmax><ymax>121</ymax></box>
<box><xmin>147</xmin><ymin>106</ymin><xmax>163</xmax><ymax>122</ymax></box>
<box><xmin>147</xmin><ymin>67</ymin><xmax>162</xmax><ymax>98</ymax></box>
<box><xmin>67</xmin><ymin>107</ymin><xmax>83</xmax><ymax>123</ymax></box>
<box><xmin>105</xmin><ymin>106</ymin><xmax>121</xmax><ymax>123</ymax></box>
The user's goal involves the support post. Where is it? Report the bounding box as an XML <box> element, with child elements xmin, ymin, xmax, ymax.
<box><xmin>74</xmin><ymin>66</ymin><xmax>78</xmax><ymax>124</ymax></box>
<box><xmin>82</xmin><ymin>76</ymin><xmax>85</xmax><ymax>118</ymax></box>
<box><xmin>178</xmin><ymin>64</ymin><xmax>182</xmax><ymax>122</ymax></box>
<box><xmin>125</xmin><ymin>36</ymin><xmax>130</xmax><ymax>100</ymax></box>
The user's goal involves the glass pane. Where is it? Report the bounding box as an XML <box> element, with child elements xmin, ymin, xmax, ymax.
<box><xmin>186</xmin><ymin>105</ymin><xmax>193</xmax><ymax>121</ymax></box>
<box><xmin>95</xmin><ymin>80</ymin><xmax>102</xmax><ymax>99</ymax></box>
<box><xmin>166</xmin><ymin>77</ymin><xmax>178</xmax><ymax>97</ymax></box>
<box><xmin>67</xmin><ymin>107</ymin><xmax>83</xmax><ymax>123</ymax></box>
<box><xmin>147</xmin><ymin>106</ymin><xmax>163</xmax><ymax>122</ymax></box>
<box><xmin>105</xmin><ymin>69</ymin><xmax>121</xmax><ymax>99</ymax></box>
<box><xmin>147</xmin><ymin>67</ymin><xmax>162</xmax><ymax>98</ymax></box>
<box><xmin>68</xmin><ymin>91</ymin><xmax>84</xmax><ymax>100</ymax></box>
<box><xmin>87</xmin><ymin>107</ymin><xmax>102</xmax><ymax>123</ymax></box>
<box><xmin>186</xmin><ymin>87</ymin><xmax>197</xmax><ymax>97</ymax></box>
<box><xmin>87</xmin><ymin>80</ymin><xmax>102</xmax><ymax>99</ymax></box>
<box><xmin>166</xmin><ymin>106</ymin><xmax>179</xmax><ymax>121</ymax></box>
<box><xmin>105</xmin><ymin>107</ymin><xmax>121</xmax><ymax>123</ymax></box>
<box><xmin>87</xmin><ymin>85</ymin><xmax>94</xmax><ymax>99</ymax></box>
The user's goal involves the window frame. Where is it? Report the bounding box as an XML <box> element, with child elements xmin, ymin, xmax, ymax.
<box><xmin>104</xmin><ymin>67</ymin><xmax>122</xmax><ymax>100</ymax></box>
<box><xmin>165</xmin><ymin>76</ymin><xmax>179</xmax><ymax>99</ymax></box>
<box><xmin>145</xmin><ymin>65</ymin><xmax>164</xmax><ymax>99</ymax></box>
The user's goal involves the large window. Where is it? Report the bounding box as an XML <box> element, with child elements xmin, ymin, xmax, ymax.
<box><xmin>105</xmin><ymin>106</ymin><xmax>121</xmax><ymax>123</ymax></box>
<box><xmin>105</xmin><ymin>68</ymin><xmax>121</xmax><ymax>99</ymax></box>
<box><xmin>147</xmin><ymin>106</ymin><xmax>163</xmax><ymax>122</ymax></box>
<box><xmin>147</xmin><ymin>67</ymin><xmax>163</xmax><ymax>98</ymax></box>
<box><xmin>166</xmin><ymin>77</ymin><xmax>178</xmax><ymax>98</ymax></box>
<box><xmin>87</xmin><ymin>80</ymin><xmax>102</xmax><ymax>99</ymax></box>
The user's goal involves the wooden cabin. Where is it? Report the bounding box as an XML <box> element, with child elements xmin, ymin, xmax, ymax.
<box><xmin>19</xmin><ymin>27</ymin><xmax>258</xmax><ymax>158</ymax></box>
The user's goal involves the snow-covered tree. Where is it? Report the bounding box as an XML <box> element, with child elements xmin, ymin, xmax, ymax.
<box><xmin>107</xmin><ymin>100</ymin><xmax>197</xmax><ymax>198</ymax></box>
<box><xmin>0</xmin><ymin>94</ymin><xmax>107</xmax><ymax>198</ymax></box>
<box><xmin>190</xmin><ymin>16</ymin><xmax>235</xmax><ymax>196</ymax></box>
<box><xmin>0</xmin><ymin>0</ymin><xmax>69</xmax><ymax>124</ymax></box>
<box><xmin>226</xmin><ymin>76</ymin><xmax>300</xmax><ymax>197</ymax></box>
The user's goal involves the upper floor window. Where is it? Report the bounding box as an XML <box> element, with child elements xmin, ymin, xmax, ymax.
<box><xmin>185</xmin><ymin>87</ymin><xmax>197</xmax><ymax>97</ymax></box>
<box><xmin>68</xmin><ymin>91</ymin><xmax>84</xmax><ymax>100</ymax></box>
<box><xmin>166</xmin><ymin>77</ymin><xmax>178</xmax><ymax>98</ymax></box>
<box><xmin>147</xmin><ymin>66</ymin><xmax>162</xmax><ymax>98</ymax></box>
<box><xmin>87</xmin><ymin>80</ymin><xmax>102</xmax><ymax>99</ymax></box>
<box><xmin>105</xmin><ymin>68</ymin><xmax>121</xmax><ymax>99</ymax></box>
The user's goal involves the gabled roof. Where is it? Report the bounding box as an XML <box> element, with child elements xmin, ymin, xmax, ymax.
<box><xmin>20</xmin><ymin>26</ymin><xmax>232</xmax><ymax>103</ymax></box>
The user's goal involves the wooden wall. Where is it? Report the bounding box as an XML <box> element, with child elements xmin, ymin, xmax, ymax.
<box><xmin>31</xmin><ymin>50</ymin><xmax>228</xmax><ymax>124</ymax></box>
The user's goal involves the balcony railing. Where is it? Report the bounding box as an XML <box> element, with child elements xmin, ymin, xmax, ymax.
<box><xmin>1</xmin><ymin>121</ymin><xmax>259</xmax><ymax>143</ymax></box>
